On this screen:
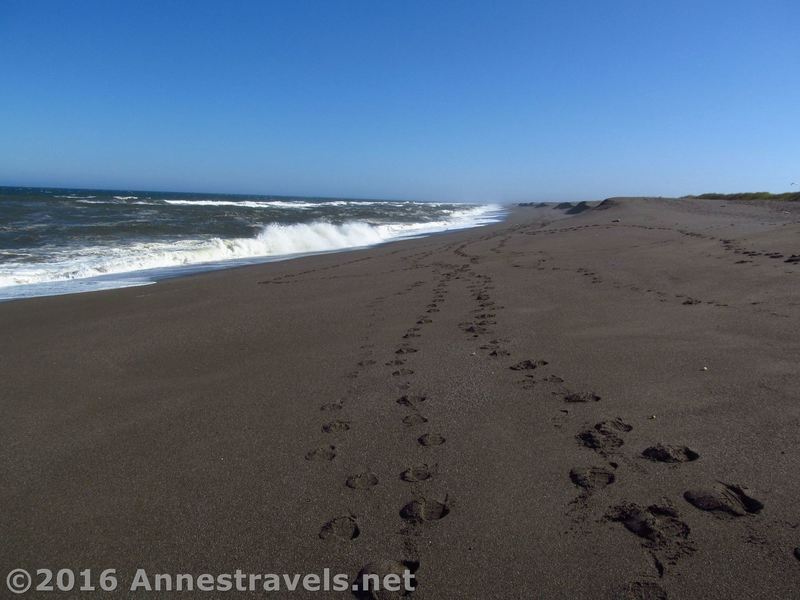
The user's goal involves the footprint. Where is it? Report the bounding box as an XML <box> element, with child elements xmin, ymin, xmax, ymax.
<box><xmin>305</xmin><ymin>446</ymin><xmax>337</xmax><ymax>461</ymax></box>
<box><xmin>392</xmin><ymin>369</ymin><xmax>415</xmax><ymax>376</ymax></box>
<box><xmin>346</xmin><ymin>472</ymin><xmax>379</xmax><ymax>490</ymax></box>
<box><xmin>395</xmin><ymin>346</ymin><xmax>418</xmax><ymax>355</ymax></box>
<box><xmin>510</xmin><ymin>359</ymin><xmax>549</xmax><ymax>370</ymax></box>
<box><xmin>577</xmin><ymin>419</ymin><xmax>632</xmax><ymax>453</ymax></box>
<box><xmin>683</xmin><ymin>483</ymin><xmax>763</xmax><ymax>516</ymax></box>
<box><xmin>642</xmin><ymin>445</ymin><xmax>699</xmax><ymax>463</ymax></box>
<box><xmin>533</xmin><ymin>374</ymin><xmax>565</xmax><ymax>384</ymax></box>
<box><xmin>400</xmin><ymin>497</ymin><xmax>450</xmax><ymax>523</ymax></box>
<box><xmin>608</xmin><ymin>504</ymin><xmax>689</xmax><ymax>544</ymax></box>
<box><xmin>320</xmin><ymin>402</ymin><xmax>343</xmax><ymax>411</ymax></box>
<box><xmin>569</xmin><ymin>466</ymin><xmax>615</xmax><ymax>491</ymax></box>
<box><xmin>461</xmin><ymin>323</ymin><xmax>488</xmax><ymax>334</ymax></box>
<box><xmin>418</xmin><ymin>433</ymin><xmax>445</xmax><ymax>447</ymax></box>
<box><xmin>397</xmin><ymin>395</ymin><xmax>426</xmax><ymax>408</ymax></box>
<box><xmin>564</xmin><ymin>392</ymin><xmax>601</xmax><ymax>403</ymax></box>
<box><xmin>322</xmin><ymin>420</ymin><xmax>351</xmax><ymax>433</ymax></box>
<box><xmin>319</xmin><ymin>515</ymin><xmax>360</xmax><ymax>541</ymax></box>
<box><xmin>607</xmin><ymin>502</ymin><xmax>693</xmax><ymax>568</ymax></box>
<box><xmin>352</xmin><ymin>560</ymin><xmax>419</xmax><ymax>600</ymax></box>
<box><xmin>612</xmin><ymin>581</ymin><xmax>668</xmax><ymax>600</ymax></box>
<box><xmin>402</xmin><ymin>414</ymin><xmax>428</xmax><ymax>427</ymax></box>
<box><xmin>357</xmin><ymin>359</ymin><xmax>377</xmax><ymax>367</ymax></box>
<box><xmin>400</xmin><ymin>464</ymin><xmax>434</xmax><ymax>482</ymax></box>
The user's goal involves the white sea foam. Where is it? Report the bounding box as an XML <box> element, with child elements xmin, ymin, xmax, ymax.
<box><xmin>77</xmin><ymin>199</ymin><xmax>163</xmax><ymax>206</ymax></box>
<box><xmin>0</xmin><ymin>205</ymin><xmax>503</xmax><ymax>294</ymax></box>
<box><xmin>163</xmin><ymin>199</ymin><xmax>320</xmax><ymax>209</ymax></box>
<box><xmin>161</xmin><ymin>199</ymin><xmax>416</xmax><ymax>209</ymax></box>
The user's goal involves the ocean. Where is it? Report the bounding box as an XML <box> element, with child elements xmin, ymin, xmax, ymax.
<box><xmin>0</xmin><ymin>186</ymin><xmax>503</xmax><ymax>300</ymax></box>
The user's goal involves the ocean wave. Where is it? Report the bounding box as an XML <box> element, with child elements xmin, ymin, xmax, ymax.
<box><xmin>163</xmin><ymin>199</ymin><xmax>319</xmax><ymax>209</ymax></box>
<box><xmin>0</xmin><ymin>205</ymin><xmax>502</xmax><ymax>289</ymax></box>
<box><xmin>162</xmin><ymin>199</ymin><xmax>425</xmax><ymax>209</ymax></box>
<box><xmin>113</xmin><ymin>195</ymin><xmax>139</xmax><ymax>200</ymax></box>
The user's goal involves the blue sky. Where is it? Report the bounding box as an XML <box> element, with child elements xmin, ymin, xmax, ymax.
<box><xmin>1</xmin><ymin>0</ymin><xmax>798</xmax><ymax>202</ymax></box>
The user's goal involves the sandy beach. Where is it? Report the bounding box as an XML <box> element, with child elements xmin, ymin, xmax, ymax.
<box><xmin>2</xmin><ymin>197</ymin><xmax>799</xmax><ymax>599</ymax></box>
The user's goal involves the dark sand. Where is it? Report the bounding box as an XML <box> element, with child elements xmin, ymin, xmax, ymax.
<box><xmin>2</xmin><ymin>198</ymin><xmax>799</xmax><ymax>598</ymax></box>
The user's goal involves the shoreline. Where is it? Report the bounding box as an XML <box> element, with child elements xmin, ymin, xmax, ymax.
<box><xmin>0</xmin><ymin>203</ymin><xmax>507</xmax><ymax>302</ymax></box>
<box><xmin>2</xmin><ymin>197</ymin><xmax>799</xmax><ymax>598</ymax></box>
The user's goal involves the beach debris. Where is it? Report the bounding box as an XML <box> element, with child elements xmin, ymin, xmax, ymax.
<box><xmin>642</xmin><ymin>444</ymin><xmax>700</xmax><ymax>463</ymax></box>
<box><xmin>702</xmin><ymin>366</ymin><xmax>709</xmax><ymax>371</ymax></box>
<box><xmin>794</xmin><ymin>547</ymin><xmax>800</xmax><ymax>561</ymax></box>
<box><xmin>684</xmin><ymin>483</ymin><xmax>763</xmax><ymax>516</ymax></box>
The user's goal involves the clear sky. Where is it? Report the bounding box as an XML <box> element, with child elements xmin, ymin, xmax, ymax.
<box><xmin>1</xmin><ymin>1</ymin><xmax>798</xmax><ymax>202</ymax></box>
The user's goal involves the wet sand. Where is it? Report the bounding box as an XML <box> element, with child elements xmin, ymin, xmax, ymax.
<box><xmin>2</xmin><ymin>197</ymin><xmax>799</xmax><ymax>598</ymax></box>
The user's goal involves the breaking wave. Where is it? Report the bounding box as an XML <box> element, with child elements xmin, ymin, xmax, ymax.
<box><xmin>0</xmin><ymin>205</ymin><xmax>502</xmax><ymax>292</ymax></box>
